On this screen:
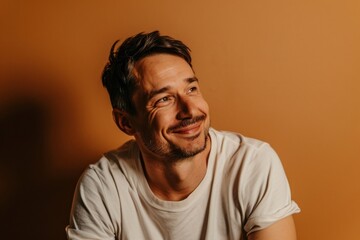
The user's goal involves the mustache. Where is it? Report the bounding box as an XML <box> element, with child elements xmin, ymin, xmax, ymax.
<box><xmin>168</xmin><ymin>115</ymin><xmax>206</xmax><ymax>132</ymax></box>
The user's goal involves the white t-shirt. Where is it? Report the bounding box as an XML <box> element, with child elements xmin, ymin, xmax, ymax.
<box><xmin>66</xmin><ymin>128</ymin><xmax>300</xmax><ymax>240</ymax></box>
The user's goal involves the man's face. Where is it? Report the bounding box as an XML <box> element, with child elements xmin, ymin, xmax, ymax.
<box><xmin>128</xmin><ymin>53</ymin><xmax>210</xmax><ymax>162</ymax></box>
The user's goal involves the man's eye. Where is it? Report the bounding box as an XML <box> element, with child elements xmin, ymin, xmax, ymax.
<box><xmin>155</xmin><ymin>96</ymin><xmax>171</xmax><ymax>106</ymax></box>
<box><xmin>188</xmin><ymin>87</ymin><xmax>198</xmax><ymax>93</ymax></box>
<box><xmin>160</xmin><ymin>96</ymin><xmax>170</xmax><ymax>102</ymax></box>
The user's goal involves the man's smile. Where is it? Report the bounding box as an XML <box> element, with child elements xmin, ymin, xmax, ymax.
<box><xmin>172</xmin><ymin>121</ymin><xmax>201</xmax><ymax>135</ymax></box>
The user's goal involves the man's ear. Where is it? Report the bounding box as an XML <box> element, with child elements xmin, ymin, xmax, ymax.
<box><xmin>112</xmin><ymin>108</ymin><xmax>136</xmax><ymax>135</ymax></box>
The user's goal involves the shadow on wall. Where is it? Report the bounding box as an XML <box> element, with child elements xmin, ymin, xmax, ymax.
<box><xmin>0</xmin><ymin>73</ymin><xmax>86</xmax><ymax>240</ymax></box>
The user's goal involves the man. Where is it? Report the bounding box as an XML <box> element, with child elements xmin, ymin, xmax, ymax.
<box><xmin>66</xmin><ymin>31</ymin><xmax>300</xmax><ymax>240</ymax></box>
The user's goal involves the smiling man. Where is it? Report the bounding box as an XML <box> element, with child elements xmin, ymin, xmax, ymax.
<box><xmin>66</xmin><ymin>31</ymin><xmax>300</xmax><ymax>240</ymax></box>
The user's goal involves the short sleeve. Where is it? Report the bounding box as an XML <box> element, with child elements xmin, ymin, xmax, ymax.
<box><xmin>66</xmin><ymin>167</ymin><xmax>118</xmax><ymax>240</ymax></box>
<box><xmin>241</xmin><ymin>144</ymin><xmax>300</xmax><ymax>235</ymax></box>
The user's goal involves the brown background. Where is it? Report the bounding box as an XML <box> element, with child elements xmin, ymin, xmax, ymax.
<box><xmin>1</xmin><ymin>0</ymin><xmax>359</xmax><ymax>239</ymax></box>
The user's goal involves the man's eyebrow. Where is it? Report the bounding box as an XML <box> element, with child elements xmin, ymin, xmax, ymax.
<box><xmin>147</xmin><ymin>77</ymin><xmax>199</xmax><ymax>100</ymax></box>
<box><xmin>148</xmin><ymin>86</ymin><xmax>170</xmax><ymax>100</ymax></box>
<box><xmin>186</xmin><ymin>76</ymin><xmax>199</xmax><ymax>84</ymax></box>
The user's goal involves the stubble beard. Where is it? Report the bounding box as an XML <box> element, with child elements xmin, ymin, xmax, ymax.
<box><xmin>142</xmin><ymin>124</ymin><xmax>210</xmax><ymax>163</ymax></box>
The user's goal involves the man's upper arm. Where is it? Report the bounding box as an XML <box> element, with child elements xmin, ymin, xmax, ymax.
<box><xmin>241</xmin><ymin>143</ymin><xmax>300</xmax><ymax>234</ymax></box>
<box><xmin>248</xmin><ymin>215</ymin><xmax>297</xmax><ymax>240</ymax></box>
<box><xmin>66</xmin><ymin>167</ymin><xmax>117</xmax><ymax>240</ymax></box>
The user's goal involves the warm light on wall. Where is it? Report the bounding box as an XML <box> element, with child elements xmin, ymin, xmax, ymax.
<box><xmin>0</xmin><ymin>1</ymin><xmax>359</xmax><ymax>239</ymax></box>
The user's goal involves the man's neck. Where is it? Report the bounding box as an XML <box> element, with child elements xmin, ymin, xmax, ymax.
<box><xmin>141</xmin><ymin>138</ymin><xmax>211</xmax><ymax>201</ymax></box>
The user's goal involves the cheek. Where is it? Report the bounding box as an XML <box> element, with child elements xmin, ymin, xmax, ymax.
<box><xmin>197</xmin><ymin>97</ymin><xmax>210</xmax><ymax>115</ymax></box>
<box><xmin>148</xmin><ymin>109</ymin><xmax>175</xmax><ymax>131</ymax></box>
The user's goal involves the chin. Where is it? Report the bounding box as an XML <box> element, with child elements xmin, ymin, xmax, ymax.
<box><xmin>168</xmin><ymin>130</ymin><xmax>208</xmax><ymax>160</ymax></box>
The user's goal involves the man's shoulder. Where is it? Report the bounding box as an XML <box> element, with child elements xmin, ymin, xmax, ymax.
<box><xmin>85</xmin><ymin>139</ymin><xmax>140</xmax><ymax>181</ymax></box>
<box><xmin>209</xmin><ymin>128</ymin><xmax>278</xmax><ymax>171</ymax></box>
<box><xmin>210</xmin><ymin>128</ymin><xmax>269</xmax><ymax>151</ymax></box>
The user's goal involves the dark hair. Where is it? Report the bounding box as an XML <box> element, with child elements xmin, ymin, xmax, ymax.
<box><xmin>101</xmin><ymin>31</ymin><xmax>192</xmax><ymax>114</ymax></box>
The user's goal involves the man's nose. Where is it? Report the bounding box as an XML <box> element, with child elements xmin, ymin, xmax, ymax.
<box><xmin>176</xmin><ymin>96</ymin><xmax>196</xmax><ymax>119</ymax></box>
